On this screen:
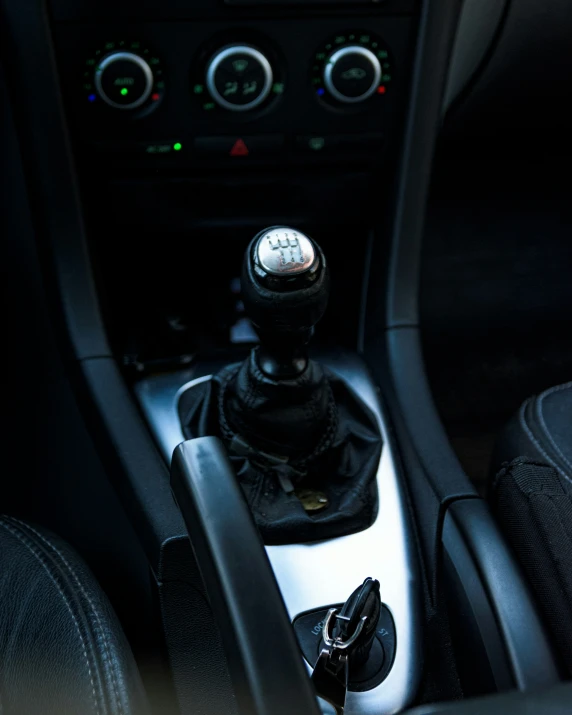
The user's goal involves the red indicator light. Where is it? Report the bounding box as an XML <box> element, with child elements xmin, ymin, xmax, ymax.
<box><xmin>151</xmin><ymin>93</ymin><xmax>160</xmax><ymax>101</ymax></box>
<box><xmin>377</xmin><ymin>86</ymin><xmax>386</xmax><ymax>94</ymax></box>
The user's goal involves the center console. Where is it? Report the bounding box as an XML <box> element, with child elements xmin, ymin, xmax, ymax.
<box><xmin>46</xmin><ymin>0</ymin><xmax>422</xmax><ymax>704</ymax></box>
<box><xmin>43</xmin><ymin>2</ymin><xmax>422</xmax><ymax>711</ymax></box>
<box><xmin>4</xmin><ymin>0</ymin><xmax>560</xmax><ymax>712</ymax></box>
<box><xmin>136</xmin><ymin>227</ymin><xmax>419</xmax><ymax>713</ymax></box>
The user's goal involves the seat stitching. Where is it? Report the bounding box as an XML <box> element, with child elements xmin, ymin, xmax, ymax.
<box><xmin>518</xmin><ymin>397</ymin><xmax>571</xmax><ymax>484</ymax></box>
<box><xmin>537</xmin><ymin>382</ymin><xmax>572</xmax><ymax>473</ymax></box>
<box><xmin>9</xmin><ymin>518</ymin><xmax>124</xmax><ymax>715</ymax></box>
<box><xmin>0</xmin><ymin>519</ymin><xmax>99</xmax><ymax>715</ymax></box>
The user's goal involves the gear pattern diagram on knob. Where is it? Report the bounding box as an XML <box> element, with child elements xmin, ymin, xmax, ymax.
<box><xmin>257</xmin><ymin>229</ymin><xmax>316</xmax><ymax>276</ymax></box>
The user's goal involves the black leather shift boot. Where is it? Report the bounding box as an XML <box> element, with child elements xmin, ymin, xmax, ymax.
<box><xmin>179</xmin><ymin>350</ymin><xmax>382</xmax><ymax>545</ymax></box>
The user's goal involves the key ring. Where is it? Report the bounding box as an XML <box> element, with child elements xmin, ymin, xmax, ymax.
<box><xmin>322</xmin><ymin>607</ymin><xmax>368</xmax><ymax>651</ymax></box>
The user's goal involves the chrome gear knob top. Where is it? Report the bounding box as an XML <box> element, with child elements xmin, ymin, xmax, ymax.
<box><xmin>255</xmin><ymin>227</ymin><xmax>317</xmax><ymax>278</ymax></box>
<box><xmin>241</xmin><ymin>226</ymin><xmax>330</xmax><ymax>377</ymax></box>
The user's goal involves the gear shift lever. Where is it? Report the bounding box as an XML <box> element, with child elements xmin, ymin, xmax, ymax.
<box><xmin>241</xmin><ymin>227</ymin><xmax>330</xmax><ymax>378</ymax></box>
<box><xmin>178</xmin><ymin>226</ymin><xmax>382</xmax><ymax>544</ymax></box>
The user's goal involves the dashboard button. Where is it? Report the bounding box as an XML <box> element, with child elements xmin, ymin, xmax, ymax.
<box><xmin>194</xmin><ymin>135</ymin><xmax>284</xmax><ymax>157</ymax></box>
<box><xmin>296</xmin><ymin>133</ymin><xmax>383</xmax><ymax>154</ymax></box>
<box><xmin>296</xmin><ymin>135</ymin><xmax>335</xmax><ymax>153</ymax></box>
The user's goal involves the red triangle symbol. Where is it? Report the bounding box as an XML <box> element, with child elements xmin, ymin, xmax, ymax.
<box><xmin>230</xmin><ymin>138</ymin><xmax>249</xmax><ymax>157</ymax></box>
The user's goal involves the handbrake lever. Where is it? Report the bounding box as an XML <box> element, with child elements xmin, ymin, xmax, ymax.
<box><xmin>170</xmin><ymin>436</ymin><xmax>321</xmax><ymax>715</ymax></box>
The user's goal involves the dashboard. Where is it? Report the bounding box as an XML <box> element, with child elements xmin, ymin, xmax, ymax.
<box><xmin>43</xmin><ymin>0</ymin><xmax>419</xmax><ymax>365</ymax></box>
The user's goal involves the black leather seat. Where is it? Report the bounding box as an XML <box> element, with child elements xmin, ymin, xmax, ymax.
<box><xmin>489</xmin><ymin>381</ymin><xmax>572</xmax><ymax>675</ymax></box>
<box><xmin>0</xmin><ymin>515</ymin><xmax>149</xmax><ymax>715</ymax></box>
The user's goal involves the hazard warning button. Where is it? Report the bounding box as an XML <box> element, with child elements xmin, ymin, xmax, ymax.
<box><xmin>194</xmin><ymin>135</ymin><xmax>284</xmax><ymax>159</ymax></box>
<box><xmin>230</xmin><ymin>138</ymin><xmax>249</xmax><ymax>157</ymax></box>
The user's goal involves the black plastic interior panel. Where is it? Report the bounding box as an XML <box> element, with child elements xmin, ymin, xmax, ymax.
<box><xmin>1</xmin><ymin>0</ymin><xmax>110</xmax><ymax>360</ymax></box>
<box><xmin>442</xmin><ymin>508</ymin><xmax>515</xmax><ymax>695</ymax></box>
<box><xmin>445</xmin><ymin>0</ymin><xmax>572</xmax><ymax>143</ymax></box>
<box><xmin>49</xmin><ymin>0</ymin><xmax>416</xmax><ymax>21</ymax></box>
<box><xmin>445</xmin><ymin>499</ymin><xmax>560</xmax><ymax>690</ymax></box>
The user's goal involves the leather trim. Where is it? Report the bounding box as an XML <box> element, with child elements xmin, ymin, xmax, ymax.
<box><xmin>10</xmin><ymin>518</ymin><xmax>124</xmax><ymax>714</ymax></box>
<box><xmin>0</xmin><ymin>518</ymin><xmax>101</xmax><ymax>714</ymax></box>
<box><xmin>536</xmin><ymin>383</ymin><xmax>572</xmax><ymax>476</ymax></box>
<box><xmin>518</xmin><ymin>382</ymin><xmax>572</xmax><ymax>485</ymax></box>
<box><xmin>0</xmin><ymin>516</ymin><xmax>148</xmax><ymax>715</ymax></box>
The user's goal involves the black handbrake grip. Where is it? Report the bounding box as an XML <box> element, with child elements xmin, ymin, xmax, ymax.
<box><xmin>170</xmin><ymin>436</ymin><xmax>321</xmax><ymax>715</ymax></box>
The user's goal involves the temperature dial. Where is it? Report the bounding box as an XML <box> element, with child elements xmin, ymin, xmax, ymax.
<box><xmin>206</xmin><ymin>45</ymin><xmax>273</xmax><ymax>112</ymax></box>
<box><xmin>94</xmin><ymin>52</ymin><xmax>153</xmax><ymax>109</ymax></box>
<box><xmin>324</xmin><ymin>47</ymin><xmax>381</xmax><ymax>104</ymax></box>
<box><xmin>312</xmin><ymin>32</ymin><xmax>393</xmax><ymax>107</ymax></box>
<box><xmin>84</xmin><ymin>42</ymin><xmax>165</xmax><ymax>115</ymax></box>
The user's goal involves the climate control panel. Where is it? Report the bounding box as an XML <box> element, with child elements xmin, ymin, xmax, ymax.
<box><xmin>58</xmin><ymin>17</ymin><xmax>411</xmax><ymax>167</ymax></box>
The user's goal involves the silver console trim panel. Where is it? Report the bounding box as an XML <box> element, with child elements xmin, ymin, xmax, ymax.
<box><xmin>135</xmin><ymin>355</ymin><xmax>420</xmax><ymax>715</ymax></box>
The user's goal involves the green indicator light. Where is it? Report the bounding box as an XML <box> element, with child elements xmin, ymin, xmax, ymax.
<box><xmin>335</xmin><ymin>36</ymin><xmax>346</xmax><ymax>44</ymax></box>
<box><xmin>120</xmin><ymin>88</ymin><xmax>129</xmax><ymax>96</ymax></box>
<box><xmin>349</xmin><ymin>34</ymin><xmax>355</xmax><ymax>41</ymax></box>
<box><xmin>131</xmin><ymin>42</ymin><xmax>140</xmax><ymax>49</ymax></box>
<box><xmin>371</xmin><ymin>42</ymin><xmax>378</xmax><ymax>48</ymax></box>
<box><xmin>173</xmin><ymin>142</ymin><xmax>182</xmax><ymax>151</ymax></box>
<box><xmin>86</xmin><ymin>58</ymin><xmax>95</xmax><ymax>66</ymax></box>
<box><xmin>360</xmin><ymin>35</ymin><xmax>370</xmax><ymax>43</ymax></box>
<box><xmin>156</xmin><ymin>81</ymin><xmax>165</xmax><ymax>89</ymax></box>
<box><xmin>382</xmin><ymin>74</ymin><xmax>391</xmax><ymax>82</ymax></box>
<box><xmin>150</xmin><ymin>57</ymin><xmax>160</xmax><ymax>65</ymax></box>
<box><xmin>193</xmin><ymin>84</ymin><xmax>204</xmax><ymax>94</ymax></box>
<box><xmin>104</xmin><ymin>42</ymin><xmax>115</xmax><ymax>50</ymax></box>
<box><xmin>378</xmin><ymin>50</ymin><xmax>388</xmax><ymax>59</ymax></box>
<box><xmin>311</xmin><ymin>77</ymin><xmax>321</xmax><ymax>85</ymax></box>
<box><xmin>315</xmin><ymin>53</ymin><xmax>326</xmax><ymax>61</ymax></box>
<box><xmin>203</xmin><ymin>102</ymin><xmax>215</xmax><ymax>111</ymax></box>
<box><xmin>325</xmin><ymin>44</ymin><xmax>332</xmax><ymax>50</ymax></box>
<box><xmin>272</xmin><ymin>82</ymin><xmax>285</xmax><ymax>94</ymax></box>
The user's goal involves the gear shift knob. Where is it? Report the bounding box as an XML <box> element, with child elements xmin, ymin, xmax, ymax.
<box><xmin>241</xmin><ymin>226</ymin><xmax>330</xmax><ymax>377</ymax></box>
